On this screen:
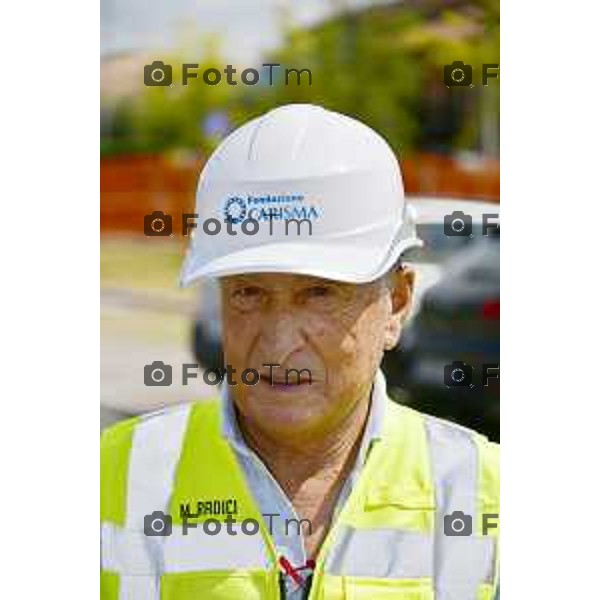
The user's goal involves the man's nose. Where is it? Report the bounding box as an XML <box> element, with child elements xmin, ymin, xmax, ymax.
<box><xmin>258</xmin><ymin>312</ymin><xmax>306</xmax><ymax>365</ymax></box>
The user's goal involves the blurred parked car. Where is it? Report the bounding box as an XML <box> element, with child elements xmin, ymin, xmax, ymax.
<box><xmin>192</xmin><ymin>197</ymin><xmax>500</xmax><ymax>439</ymax></box>
<box><xmin>384</xmin><ymin>207</ymin><xmax>499</xmax><ymax>440</ymax></box>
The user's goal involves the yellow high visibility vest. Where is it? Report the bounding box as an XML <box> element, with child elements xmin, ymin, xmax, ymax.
<box><xmin>101</xmin><ymin>398</ymin><xmax>499</xmax><ymax>600</ymax></box>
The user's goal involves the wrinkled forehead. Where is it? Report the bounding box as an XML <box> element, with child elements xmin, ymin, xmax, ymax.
<box><xmin>220</xmin><ymin>272</ymin><xmax>358</xmax><ymax>289</ymax></box>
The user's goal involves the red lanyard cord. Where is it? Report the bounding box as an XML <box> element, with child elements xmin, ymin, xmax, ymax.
<box><xmin>278</xmin><ymin>556</ymin><xmax>316</xmax><ymax>588</ymax></box>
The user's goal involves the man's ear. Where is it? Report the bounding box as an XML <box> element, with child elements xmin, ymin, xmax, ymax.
<box><xmin>383</xmin><ymin>267</ymin><xmax>415</xmax><ymax>351</ymax></box>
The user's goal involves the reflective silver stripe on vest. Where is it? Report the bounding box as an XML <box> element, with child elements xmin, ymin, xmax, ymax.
<box><xmin>425</xmin><ymin>416</ymin><xmax>496</xmax><ymax>600</ymax></box>
<box><xmin>324</xmin><ymin>526</ymin><xmax>434</xmax><ymax>578</ymax></box>
<box><xmin>126</xmin><ymin>404</ymin><xmax>192</xmax><ymax>529</ymax></box>
<box><xmin>102</xmin><ymin>521</ymin><xmax>270</xmax><ymax>574</ymax></box>
<box><xmin>162</xmin><ymin>524</ymin><xmax>269</xmax><ymax>572</ymax></box>
<box><xmin>108</xmin><ymin>404</ymin><xmax>192</xmax><ymax>600</ymax></box>
<box><xmin>102</xmin><ymin>522</ymin><xmax>157</xmax><ymax>575</ymax></box>
<box><xmin>117</xmin><ymin>575</ymin><xmax>159</xmax><ymax>599</ymax></box>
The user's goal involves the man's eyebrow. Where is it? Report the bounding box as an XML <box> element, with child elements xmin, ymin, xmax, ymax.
<box><xmin>223</xmin><ymin>275</ymin><xmax>261</xmax><ymax>285</ymax></box>
<box><xmin>301</xmin><ymin>277</ymin><xmax>346</xmax><ymax>287</ymax></box>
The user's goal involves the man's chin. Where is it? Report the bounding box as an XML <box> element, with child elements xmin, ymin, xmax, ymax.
<box><xmin>242</xmin><ymin>391</ymin><xmax>329</xmax><ymax>432</ymax></box>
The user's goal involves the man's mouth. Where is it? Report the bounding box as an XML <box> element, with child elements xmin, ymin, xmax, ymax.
<box><xmin>258</xmin><ymin>371</ymin><xmax>313</xmax><ymax>388</ymax></box>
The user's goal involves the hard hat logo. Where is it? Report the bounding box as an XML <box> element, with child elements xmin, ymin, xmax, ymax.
<box><xmin>224</xmin><ymin>197</ymin><xmax>247</xmax><ymax>224</ymax></box>
<box><xmin>222</xmin><ymin>193</ymin><xmax>321</xmax><ymax>226</ymax></box>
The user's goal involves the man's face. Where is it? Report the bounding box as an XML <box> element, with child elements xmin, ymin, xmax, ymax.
<box><xmin>220</xmin><ymin>271</ymin><xmax>413</xmax><ymax>437</ymax></box>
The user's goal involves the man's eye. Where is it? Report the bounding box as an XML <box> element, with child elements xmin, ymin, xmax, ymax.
<box><xmin>304</xmin><ymin>285</ymin><xmax>342</xmax><ymax>304</ymax></box>
<box><xmin>237</xmin><ymin>286</ymin><xmax>261</xmax><ymax>297</ymax></box>
<box><xmin>306</xmin><ymin>285</ymin><xmax>332</xmax><ymax>297</ymax></box>
<box><xmin>230</xmin><ymin>287</ymin><xmax>263</xmax><ymax>310</ymax></box>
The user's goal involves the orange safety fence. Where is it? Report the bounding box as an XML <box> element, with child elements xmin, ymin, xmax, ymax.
<box><xmin>101</xmin><ymin>153</ymin><xmax>499</xmax><ymax>235</ymax></box>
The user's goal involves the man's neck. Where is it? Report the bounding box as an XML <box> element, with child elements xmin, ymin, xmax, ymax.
<box><xmin>235</xmin><ymin>395</ymin><xmax>371</xmax><ymax>498</ymax></box>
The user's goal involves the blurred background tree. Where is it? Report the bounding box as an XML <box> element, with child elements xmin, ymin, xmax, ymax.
<box><xmin>244</xmin><ymin>4</ymin><xmax>425</xmax><ymax>152</ymax></box>
<box><xmin>101</xmin><ymin>0</ymin><xmax>499</xmax><ymax>159</ymax></box>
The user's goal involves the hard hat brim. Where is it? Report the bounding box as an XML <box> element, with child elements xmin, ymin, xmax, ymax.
<box><xmin>180</xmin><ymin>235</ymin><xmax>423</xmax><ymax>286</ymax></box>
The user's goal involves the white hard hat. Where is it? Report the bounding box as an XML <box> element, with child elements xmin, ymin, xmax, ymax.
<box><xmin>180</xmin><ymin>104</ymin><xmax>421</xmax><ymax>285</ymax></box>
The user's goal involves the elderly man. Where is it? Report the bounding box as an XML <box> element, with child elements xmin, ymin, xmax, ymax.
<box><xmin>101</xmin><ymin>105</ymin><xmax>499</xmax><ymax>600</ymax></box>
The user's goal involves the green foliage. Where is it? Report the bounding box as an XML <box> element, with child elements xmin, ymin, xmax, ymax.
<box><xmin>261</xmin><ymin>9</ymin><xmax>425</xmax><ymax>151</ymax></box>
<box><xmin>101</xmin><ymin>1</ymin><xmax>499</xmax><ymax>158</ymax></box>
